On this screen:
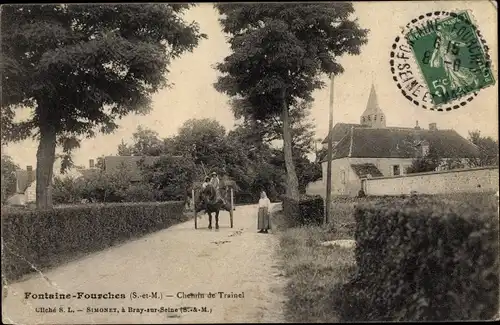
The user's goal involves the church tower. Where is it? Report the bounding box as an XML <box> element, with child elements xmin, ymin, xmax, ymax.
<box><xmin>360</xmin><ymin>84</ymin><xmax>386</xmax><ymax>128</ymax></box>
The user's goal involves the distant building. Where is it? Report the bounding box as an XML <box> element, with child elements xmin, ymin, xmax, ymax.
<box><xmin>319</xmin><ymin>84</ymin><xmax>480</xmax><ymax>196</ymax></box>
<box><xmin>10</xmin><ymin>159</ymin><xmax>100</xmax><ymax>205</ymax></box>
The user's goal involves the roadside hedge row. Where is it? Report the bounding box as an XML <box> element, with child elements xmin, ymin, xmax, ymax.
<box><xmin>336</xmin><ymin>196</ymin><xmax>499</xmax><ymax>321</ymax></box>
<box><xmin>282</xmin><ymin>194</ymin><xmax>324</xmax><ymax>228</ymax></box>
<box><xmin>2</xmin><ymin>201</ymin><xmax>186</xmax><ymax>282</ymax></box>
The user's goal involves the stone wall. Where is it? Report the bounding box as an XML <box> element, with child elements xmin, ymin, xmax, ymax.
<box><xmin>362</xmin><ymin>166</ymin><xmax>499</xmax><ymax>196</ymax></box>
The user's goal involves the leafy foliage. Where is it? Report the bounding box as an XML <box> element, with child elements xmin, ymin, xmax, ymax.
<box><xmin>140</xmin><ymin>155</ymin><xmax>196</xmax><ymax>202</ymax></box>
<box><xmin>1</xmin><ymin>155</ymin><xmax>20</xmax><ymax>204</ymax></box>
<box><xmin>1</xmin><ymin>4</ymin><xmax>206</xmax><ymax>207</ymax></box>
<box><xmin>1</xmin><ymin>4</ymin><xmax>206</xmax><ymax>141</ymax></box>
<box><xmin>467</xmin><ymin>130</ymin><xmax>499</xmax><ymax>167</ymax></box>
<box><xmin>406</xmin><ymin>146</ymin><xmax>442</xmax><ymax>174</ymax></box>
<box><xmin>50</xmin><ymin>113</ymin><xmax>323</xmax><ymax>205</ymax></box>
<box><xmin>52</xmin><ymin>176</ymin><xmax>82</xmax><ymax>204</ymax></box>
<box><xmin>117</xmin><ymin>126</ymin><xmax>169</xmax><ymax>156</ymax></box>
<box><xmin>214</xmin><ymin>3</ymin><xmax>369</xmax><ymax>107</ymax></box>
<box><xmin>213</xmin><ymin>3</ymin><xmax>369</xmax><ymax>198</ymax></box>
<box><xmin>282</xmin><ymin>194</ymin><xmax>324</xmax><ymax>228</ymax></box>
<box><xmin>77</xmin><ymin>167</ymin><xmax>133</xmax><ymax>203</ymax></box>
<box><xmin>118</xmin><ymin>121</ymin><xmax>290</xmax><ymax>203</ymax></box>
<box><xmin>407</xmin><ymin>145</ymin><xmax>465</xmax><ymax>174</ymax></box>
<box><xmin>336</xmin><ymin>196</ymin><xmax>499</xmax><ymax>321</ymax></box>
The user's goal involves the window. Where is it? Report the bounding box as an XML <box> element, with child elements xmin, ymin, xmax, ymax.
<box><xmin>381</xmin><ymin>115</ymin><xmax>384</xmax><ymax>121</ymax></box>
<box><xmin>368</xmin><ymin>115</ymin><xmax>371</xmax><ymax>121</ymax></box>
<box><xmin>340</xmin><ymin>170</ymin><xmax>346</xmax><ymax>184</ymax></box>
<box><xmin>374</xmin><ymin>115</ymin><xmax>377</xmax><ymax>121</ymax></box>
<box><xmin>393</xmin><ymin>165</ymin><xmax>400</xmax><ymax>176</ymax></box>
<box><xmin>362</xmin><ymin>117</ymin><xmax>365</xmax><ymax>122</ymax></box>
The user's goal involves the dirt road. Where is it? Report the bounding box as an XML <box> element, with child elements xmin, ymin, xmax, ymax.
<box><xmin>2</xmin><ymin>204</ymin><xmax>287</xmax><ymax>324</ymax></box>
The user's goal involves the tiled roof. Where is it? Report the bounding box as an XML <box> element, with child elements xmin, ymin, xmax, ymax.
<box><xmin>350</xmin><ymin>163</ymin><xmax>384</xmax><ymax>178</ymax></box>
<box><xmin>320</xmin><ymin>127</ymin><xmax>479</xmax><ymax>162</ymax></box>
<box><xmin>321</xmin><ymin>123</ymin><xmax>363</xmax><ymax>144</ymax></box>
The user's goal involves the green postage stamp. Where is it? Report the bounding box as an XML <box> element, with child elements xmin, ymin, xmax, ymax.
<box><xmin>405</xmin><ymin>11</ymin><xmax>495</xmax><ymax>106</ymax></box>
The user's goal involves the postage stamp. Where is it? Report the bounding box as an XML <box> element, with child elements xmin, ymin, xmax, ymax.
<box><xmin>390</xmin><ymin>10</ymin><xmax>495</xmax><ymax>111</ymax></box>
<box><xmin>407</xmin><ymin>11</ymin><xmax>495</xmax><ymax>105</ymax></box>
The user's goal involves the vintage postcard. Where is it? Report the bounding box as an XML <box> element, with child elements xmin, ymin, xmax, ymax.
<box><xmin>1</xmin><ymin>1</ymin><xmax>498</xmax><ymax>324</ymax></box>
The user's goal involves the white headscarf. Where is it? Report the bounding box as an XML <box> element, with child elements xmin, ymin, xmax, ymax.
<box><xmin>258</xmin><ymin>191</ymin><xmax>271</xmax><ymax>208</ymax></box>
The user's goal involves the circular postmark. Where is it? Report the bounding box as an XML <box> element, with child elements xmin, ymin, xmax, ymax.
<box><xmin>390</xmin><ymin>11</ymin><xmax>495</xmax><ymax>111</ymax></box>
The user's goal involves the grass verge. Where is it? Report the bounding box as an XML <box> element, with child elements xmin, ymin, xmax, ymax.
<box><xmin>274</xmin><ymin>191</ymin><xmax>498</xmax><ymax>322</ymax></box>
<box><xmin>273</xmin><ymin>202</ymin><xmax>356</xmax><ymax>323</ymax></box>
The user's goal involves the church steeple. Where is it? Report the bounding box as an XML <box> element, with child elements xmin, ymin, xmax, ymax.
<box><xmin>360</xmin><ymin>84</ymin><xmax>386</xmax><ymax>128</ymax></box>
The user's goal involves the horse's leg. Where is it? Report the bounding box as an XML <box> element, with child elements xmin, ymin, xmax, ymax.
<box><xmin>215</xmin><ymin>210</ymin><xmax>220</xmax><ymax>230</ymax></box>
<box><xmin>208</xmin><ymin>211</ymin><xmax>212</xmax><ymax>230</ymax></box>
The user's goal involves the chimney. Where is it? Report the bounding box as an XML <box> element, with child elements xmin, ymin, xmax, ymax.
<box><xmin>414</xmin><ymin>120</ymin><xmax>421</xmax><ymax>130</ymax></box>
<box><xmin>89</xmin><ymin>159</ymin><xmax>95</xmax><ymax>168</ymax></box>
<box><xmin>26</xmin><ymin>165</ymin><xmax>34</xmax><ymax>183</ymax></box>
<box><xmin>429</xmin><ymin>123</ymin><xmax>437</xmax><ymax>131</ymax></box>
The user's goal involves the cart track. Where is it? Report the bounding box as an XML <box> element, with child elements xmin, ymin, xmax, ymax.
<box><xmin>2</xmin><ymin>204</ymin><xmax>286</xmax><ymax>324</ymax></box>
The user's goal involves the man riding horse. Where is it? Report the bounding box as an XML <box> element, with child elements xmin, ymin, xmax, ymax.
<box><xmin>196</xmin><ymin>171</ymin><xmax>231</xmax><ymax>229</ymax></box>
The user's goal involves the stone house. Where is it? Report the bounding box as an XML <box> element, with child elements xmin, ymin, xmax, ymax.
<box><xmin>10</xmin><ymin>159</ymin><xmax>100</xmax><ymax>205</ymax></box>
<box><xmin>318</xmin><ymin>84</ymin><xmax>480</xmax><ymax>196</ymax></box>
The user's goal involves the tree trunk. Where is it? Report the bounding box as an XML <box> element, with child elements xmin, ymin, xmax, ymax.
<box><xmin>282</xmin><ymin>90</ymin><xmax>300</xmax><ymax>199</ymax></box>
<box><xmin>36</xmin><ymin>127</ymin><xmax>57</xmax><ymax>210</ymax></box>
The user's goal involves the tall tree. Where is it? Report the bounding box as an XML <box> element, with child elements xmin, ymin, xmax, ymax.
<box><xmin>118</xmin><ymin>125</ymin><xmax>165</xmax><ymax>156</ymax></box>
<box><xmin>140</xmin><ymin>155</ymin><xmax>196</xmax><ymax>202</ymax></box>
<box><xmin>1</xmin><ymin>4</ymin><xmax>206</xmax><ymax>209</ymax></box>
<box><xmin>406</xmin><ymin>145</ymin><xmax>445</xmax><ymax>174</ymax></box>
<box><xmin>230</xmin><ymin>102</ymin><xmax>322</xmax><ymax>195</ymax></box>
<box><xmin>214</xmin><ymin>3</ymin><xmax>368</xmax><ymax>199</ymax></box>
<box><xmin>175</xmin><ymin>118</ymin><xmax>227</xmax><ymax>171</ymax></box>
<box><xmin>231</xmin><ymin>98</ymin><xmax>317</xmax><ymax>156</ymax></box>
<box><xmin>467</xmin><ymin>130</ymin><xmax>499</xmax><ymax>167</ymax></box>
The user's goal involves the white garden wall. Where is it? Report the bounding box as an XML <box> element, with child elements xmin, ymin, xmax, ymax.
<box><xmin>362</xmin><ymin>166</ymin><xmax>499</xmax><ymax>196</ymax></box>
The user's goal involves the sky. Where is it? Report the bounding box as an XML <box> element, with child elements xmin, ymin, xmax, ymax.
<box><xmin>2</xmin><ymin>1</ymin><xmax>498</xmax><ymax>170</ymax></box>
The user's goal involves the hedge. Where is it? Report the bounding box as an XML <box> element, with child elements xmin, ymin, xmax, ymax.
<box><xmin>282</xmin><ymin>194</ymin><xmax>324</xmax><ymax>228</ymax></box>
<box><xmin>335</xmin><ymin>195</ymin><xmax>499</xmax><ymax>321</ymax></box>
<box><xmin>2</xmin><ymin>201</ymin><xmax>186</xmax><ymax>282</ymax></box>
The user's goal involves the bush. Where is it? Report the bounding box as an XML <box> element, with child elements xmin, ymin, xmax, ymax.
<box><xmin>282</xmin><ymin>194</ymin><xmax>324</xmax><ymax>228</ymax></box>
<box><xmin>1</xmin><ymin>201</ymin><xmax>186</xmax><ymax>282</ymax></box>
<box><xmin>141</xmin><ymin>155</ymin><xmax>196</xmax><ymax>201</ymax></box>
<box><xmin>121</xmin><ymin>183</ymin><xmax>159</xmax><ymax>202</ymax></box>
<box><xmin>337</xmin><ymin>196</ymin><xmax>499</xmax><ymax>321</ymax></box>
<box><xmin>52</xmin><ymin>176</ymin><xmax>82</xmax><ymax>204</ymax></box>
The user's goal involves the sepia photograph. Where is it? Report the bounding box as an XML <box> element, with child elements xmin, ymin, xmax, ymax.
<box><xmin>1</xmin><ymin>1</ymin><xmax>498</xmax><ymax>323</ymax></box>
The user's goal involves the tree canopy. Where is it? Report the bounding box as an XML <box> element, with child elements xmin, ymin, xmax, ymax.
<box><xmin>213</xmin><ymin>3</ymin><xmax>368</xmax><ymax>198</ymax></box>
<box><xmin>467</xmin><ymin>130</ymin><xmax>499</xmax><ymax>167</ymax></box>
<box><xmin>1</xmin><ymin>4</ymin><xmax>206</xmax><ymax>208</ymax></box>
<box><xmin>117</xmin><ymin>126</ymin><xmax>165</xmax><ymax>156</ymax></box>
<box><xmin>113</xmin><ymin>118</ymin><xmax>323</xmax><ymax>203</ymax></box>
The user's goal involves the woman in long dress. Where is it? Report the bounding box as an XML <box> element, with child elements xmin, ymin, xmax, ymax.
<box><xmin>257</xmin><ymin>191</ymin><xmax>271</xmax><ymax>233</ymax></box>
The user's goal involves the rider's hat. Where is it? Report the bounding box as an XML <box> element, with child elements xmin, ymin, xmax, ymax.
<box><xmin>211</xmin><ymin>171</ymin><xmax>217</xmax><ymax>175</ymax></box>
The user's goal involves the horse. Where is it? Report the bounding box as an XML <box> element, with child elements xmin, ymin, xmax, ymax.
<box><xmin>196</xmin><ymin>184</ymin><xmax>231</xmax><ymax>229</ymax></box>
